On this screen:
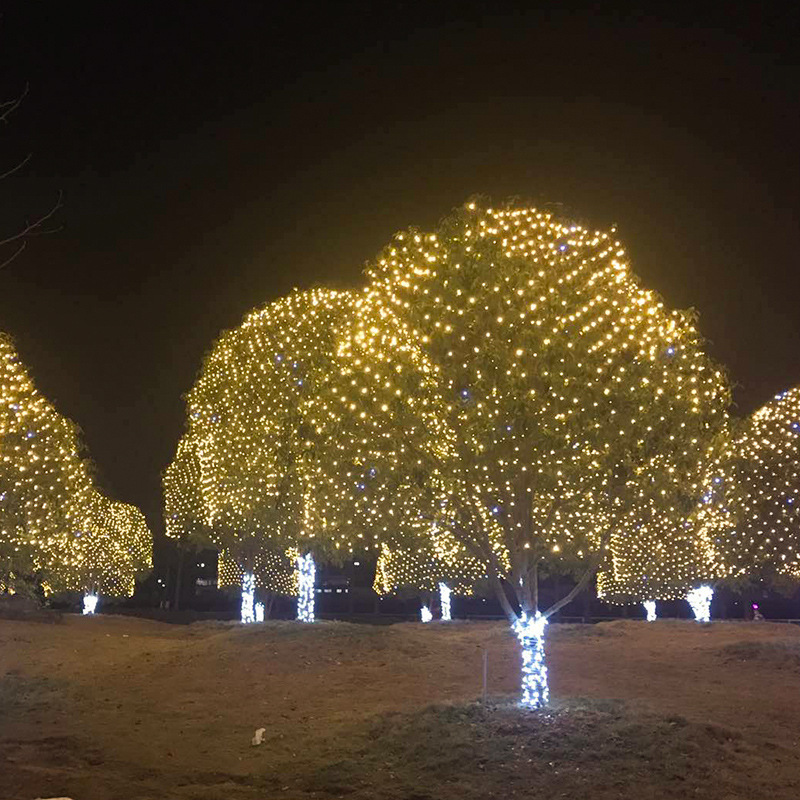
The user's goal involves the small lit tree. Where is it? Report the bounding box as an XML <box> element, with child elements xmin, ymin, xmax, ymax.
<box><xmin>178</xmin><ymin>288</ymin><xmax>357</xmax><ymax>621</ymax></box>
<box><xmin>326</xmin><ymin>201</ymin><xmax>730</xmax><ymax>706</ymax></box>
<box><xmin>1</xmin><ymin>334</ymin><xmax>152</xmax><ymax>603</ymax></box>
<box><xmin>697</xmin><ymin>387</ymin><xmax>800</xmax><ymax>606</ymax></box>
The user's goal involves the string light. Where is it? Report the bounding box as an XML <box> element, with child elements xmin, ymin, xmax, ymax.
<box><xmin>324</xmin><ymin>200</ymin><xmax>729</xmax><ymax>705</ymax></box>
<box><xmin>697</xmin><ymin>387</ymin><xmax>800</xmax><ymax>583</ymax></box>
<box><xmin>1</xmin><ymin>334</ymin><xmax>152</xmax><ymax>596</ymax></box>
<box><xmin>439</xmin><ymin>582</ymin><xmax>452</xmax><ymax>621</ymax></box>
<box><xmin>643</xmin><ymin>599</ymin><xmax>657</xmax><ymax>622</ymax></box>
<box><xmin>420</xmin><ymin>605</ymin><xmax>432</xmax><ymax>623</ymax></box>
<box><xmin>255</xmin><ymin>602</ymin><xmax>265</xmax><ymax>622</ymax></box>
<box><xmin>513</xmin><ymin>612</ymin><xmax>549</xmax><ymax>708</ymax></box>
<box><xmin>686</xmin><ymin>585</ymin><xmax>713</xmax><ymax>622</ymax></box>
<box><xmin>82</xmin><ymin>592</ymin><xmax>98</xmax><ymax>615</ymax></box>
<box><xmin>241</xmin><ymin>571</ymin><xmax>255</xmax><ymax>624</ymax></box>
<box><xmin>296</xmin><ymin>553</ymin><xmax>315</xmax><ymax>622</ymax></box>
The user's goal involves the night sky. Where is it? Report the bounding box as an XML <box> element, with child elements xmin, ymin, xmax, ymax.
<box><xmin>1</xmin><ymin>3</ymin><xmax>799</xmax><ymax>539</ymax></box>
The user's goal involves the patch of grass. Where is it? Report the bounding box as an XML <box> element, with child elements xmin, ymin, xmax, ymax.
<box><xmin>721</xmin><ymin>639</ymin><xmax>800</xmax><ymax>669</ymax></box>
<box><xmin>297</xmin><ymin>699</ymin><xmax>765</xmax><ymax>800</ymax></box>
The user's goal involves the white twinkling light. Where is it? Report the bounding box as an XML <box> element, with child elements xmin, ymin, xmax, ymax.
<box><xmin>439</xmin><ymin>582</ymin><xmax>452</xmax><ymax>621</ymax></box>
<box><xmin>643</xmin><ymin>600</ymin><xmax>657</xmax><ymax>622</ymax></box>
<box><xmin>686</xmin><ymin>585</ymin><xmax>713</xmax><ymax>623</ymax></box>
<box><xmin>241</xmin><ymin>572</ymin><xmax>255</xmax><ymax>624</ymax></box>
<box><xmin>255</xmin><ymin>602</ymin><xmax>265</xmax><ymax>623</ymax></box>
<box><xmin>513</xmin><ymin>611</ymin><xmax>549</xmax><ymax>708</ymax></box>
<box><xmin>82</xmin><ymin>593</ymin><xmax>98</xmax><ymax>615</ymax></box>
<box><xmin>296</xmin><ymin>554</ymin><xmax>316</xmax><ymax>622</ymax></box>
<box><xmin>420</xmin><ymin>605</ymin><xmax>433</xmax><ymax>623</ymax></box>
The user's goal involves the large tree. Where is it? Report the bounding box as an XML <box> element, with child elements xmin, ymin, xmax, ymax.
<box><xmin>322</xmin><ymin>200</ymin><xmax>731</xmax><ymax>705</ymax></box>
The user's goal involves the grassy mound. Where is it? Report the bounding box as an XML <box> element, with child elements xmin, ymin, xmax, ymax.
<box><xmin>297</xmin><ymin>699</ymin><xmax>785</xmax><ymax>799</ymax></box>
<box><xmin>721</xmin><ymin>639</ymin><xmax>800</xmax><ymax>669</ymax></box>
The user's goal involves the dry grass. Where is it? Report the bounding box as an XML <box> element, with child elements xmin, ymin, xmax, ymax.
<box><xmin>2</xmin><ymin>616</ymin><xmax>800</xmax><ymax>799</ymax></box>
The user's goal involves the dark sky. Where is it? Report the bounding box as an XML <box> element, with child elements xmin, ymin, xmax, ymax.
<box><xmin>1</xmin><ymin>3</ymin><xmax>799</xmax><ymax>537</ymax></box>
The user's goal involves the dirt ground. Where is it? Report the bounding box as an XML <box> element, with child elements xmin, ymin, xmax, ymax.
<box><xmin>2</xmin><ymin>615</ymin><xmax>800</xmax><ymax>799</ymax></box>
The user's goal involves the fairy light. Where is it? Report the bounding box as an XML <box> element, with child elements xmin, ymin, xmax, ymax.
<box><xmin>686</xmin><ymin>584</ymin><xmax>713</xmax><ymax>622</ymax></box>
<box><xmin>296</xmin><ymin>553</ymin><xmax>315</xmax><ymax>622</ymax></box>
<box><xmin>697</xmin><ymin>387</ymin><xmax>800</xmax><ymax>582</ymax></box>
<box><xmin>324</xmin><ymin>200</ymin><xmax>729</xmax><ymax>706</ymax></box>
<box><xmin>1</xmin><ymin>334</ymin><xmax>152</xmax><ymax>597</ymax></box>
<box><xmin>439</xmin><ymin>582</ymin><xmax>452</xmax><ymax>621</ymax></box>
<box><xmin>82</xmin><ymin>592</ymin><xmax>98</xmax><ymax>615</ymax></box>
<box><xmin>420</xmin><ymin>605</ymin><xmax>433</xmax><ymax>623</ymax></box>
<box><xmin>255</xmin><ymin>602</ymin><xmax>265</xmax><ymax>622</ymax></box>
<box><xmin>513</xmin><ymin>612</ymin><xmax>549</xmax><ymax>708</ymax></box>
<box><xmin>241</xmin><ymin>572</ymin><xmax>255</xmax><ymax>624</ymax></box>
<box><xmin>643</xmin><ymin>600</ymin><xmax>657</xmax><ymax>622</ymax></box>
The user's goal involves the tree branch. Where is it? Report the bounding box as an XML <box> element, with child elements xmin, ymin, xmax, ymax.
<box><xmin>541</xmin><ymin>529</ymin><xmax>613</xmax><ymax>619</ymax></box>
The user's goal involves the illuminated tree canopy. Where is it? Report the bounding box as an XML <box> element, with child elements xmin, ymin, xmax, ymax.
<box><xmin>697</xmin><ymin>387</ymin><xmax>800</xmax><ymax>588</ymax></box>
<box><xmin>168</xmin><ymin>288</ymin><xmax>359</xmax><ymax>593</ymax></box>
<box><xmin>1</xmin><ymin>333</ymin><xmax>152</xmax><ymax>596</ymax></box>
<box><xmin>326</xmin><ymin>200</ymin><xmax>731</xmax><ymax>619</ymax></box>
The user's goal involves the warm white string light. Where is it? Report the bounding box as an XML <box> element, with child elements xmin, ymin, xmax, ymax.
<box><xmin>686</xmin><ymin>585</ymin><xmax>713</xmax><ymax>622</ymax></box>
<box><xmin>255</xmin><ymin>602</ymin><xmax>265</xmax><ymax>623</ymax></box>
<box><xmin>82</xmin><ymin>593</ymin><xmax>98</xmax><ymax>615</ymax></box>
<box><xmin>296</xmin><ymin>553</ymin><xmax>315</xmax><ymax>622</ymax></box>
<box><xmin>643</xmin><ymin>600</ymin><xmax>657</xmax><ymax>622</ymax></box>
<box><xmin>420</xmin><ymin>605</ymin><xmax>433</xmax><ymax>623</ymax></box>
<box><xmin>439</xmin><ymin>582</ymin><xmax>452</xmax><ymax>621</ymax></box>
<box><xmin>241</xmin><ymin>572</ymin><xmax>255</xmax><ymax>624</ymax></box>
<box><xmin>513</xmin><ymin>612</ymin><xmax>549</xmax><ymax>708</ymax></box>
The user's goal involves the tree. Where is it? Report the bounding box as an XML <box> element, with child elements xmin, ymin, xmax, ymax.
<box><xmin>696</xmin><ymin>387</ymin><xmax>800</xmax><ymax>606</ymax></box>
<box><xmin>323</xmin><ymin>200</ymin><xmax>731</xmax><ymax>705</ymax></box>
<box><xmin>173</xmin><ymin>287</ymin><xmax>357</xmax><ymax>621</ymax></box>
<box><xmin>1</xmin><ymin>333</ymin><xmax>152</xmax><ymax>601</ymax></box>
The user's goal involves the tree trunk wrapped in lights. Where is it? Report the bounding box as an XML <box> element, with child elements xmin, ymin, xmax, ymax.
<box><xmin>318</xmin><ymin>200</ymin><xmax>731</xmax><ymax>707</ymax></box>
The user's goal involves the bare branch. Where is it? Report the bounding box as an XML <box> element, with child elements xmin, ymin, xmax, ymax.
<box><xmin>0</xmin><ymin>190</ymin><xmax>64</xmax><ymax>271</ymax></box>
<box><xmin>0</xmin><ymin>152</ymin><xmax>32</xmax><ymax>181</ymax></box>
<box><xmin>0</xmin><ymin>84</ymin><xmax>29</xmax><ymax>125</ymax></box>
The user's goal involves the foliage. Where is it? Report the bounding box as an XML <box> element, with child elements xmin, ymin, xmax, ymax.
<box><xmin>322</xmin><ymin>200</ymin><xmax>731</xmax><ymax>616</ymax></box>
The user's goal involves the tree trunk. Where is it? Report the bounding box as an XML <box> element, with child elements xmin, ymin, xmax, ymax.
<box><xmin>241</xmin><ymin>571</ymin><xmax>255</xmax><ymax>624</ymax></box>
<box><xmin>296</xmin><ymin>553</ymin><xmax>315</xmax><ymax>622</ymax></box>
<box><xmin>514</xmin><ymin>612</ymin><xmax>549</xmax><ymax>708</ymax></box>
<box><xmin>173</xmin><ymin>546</ymin><xmax>185</xmax><ymax>612</ymax></box>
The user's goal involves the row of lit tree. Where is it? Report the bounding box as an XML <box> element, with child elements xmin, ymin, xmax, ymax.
<box><xmin>163</xmin><ymin>200</ymin><xmax>800</xmax><ymax>706</ymax></box>
<box><xmin>0</xmin><ymin>333</ymin><xmax>152</xmax><ymax>606</ymax></box>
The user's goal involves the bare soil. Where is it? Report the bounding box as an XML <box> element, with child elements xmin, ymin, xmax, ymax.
<box><xmin>2</xmin><ymin>615</ymin><xmax>800</xmax><ymax>799</ymax></box>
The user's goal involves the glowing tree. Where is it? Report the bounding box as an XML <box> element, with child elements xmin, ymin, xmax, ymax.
<box><xmin>328</xmin><ymin>201</ymin><xmax>730</xmax><ymax>707</ymax></box>
<box><xmin>178</xmin><ymin>288</ymin><xmax>357</xmax><ymax>621</ymax></box>
<box><xmin>1</xmin><ymin>334</ymin><xmax>152</xmax><ymax>602</ymax></box>
<box><xmin>697</xmin><ymin>387</ymin><xmax>800</xmax><ymax>605</ymax></box>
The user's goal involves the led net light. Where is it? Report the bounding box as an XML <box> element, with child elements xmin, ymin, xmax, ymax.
<box><xmin>255</xmin><ymin>602</ymin><xmax>265</xmax><ymax>623</ymax></box>
<box><xmin>643</xmin><ymin>600</ymin><xmax>657</xmax><ymax>622</ymax></box>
